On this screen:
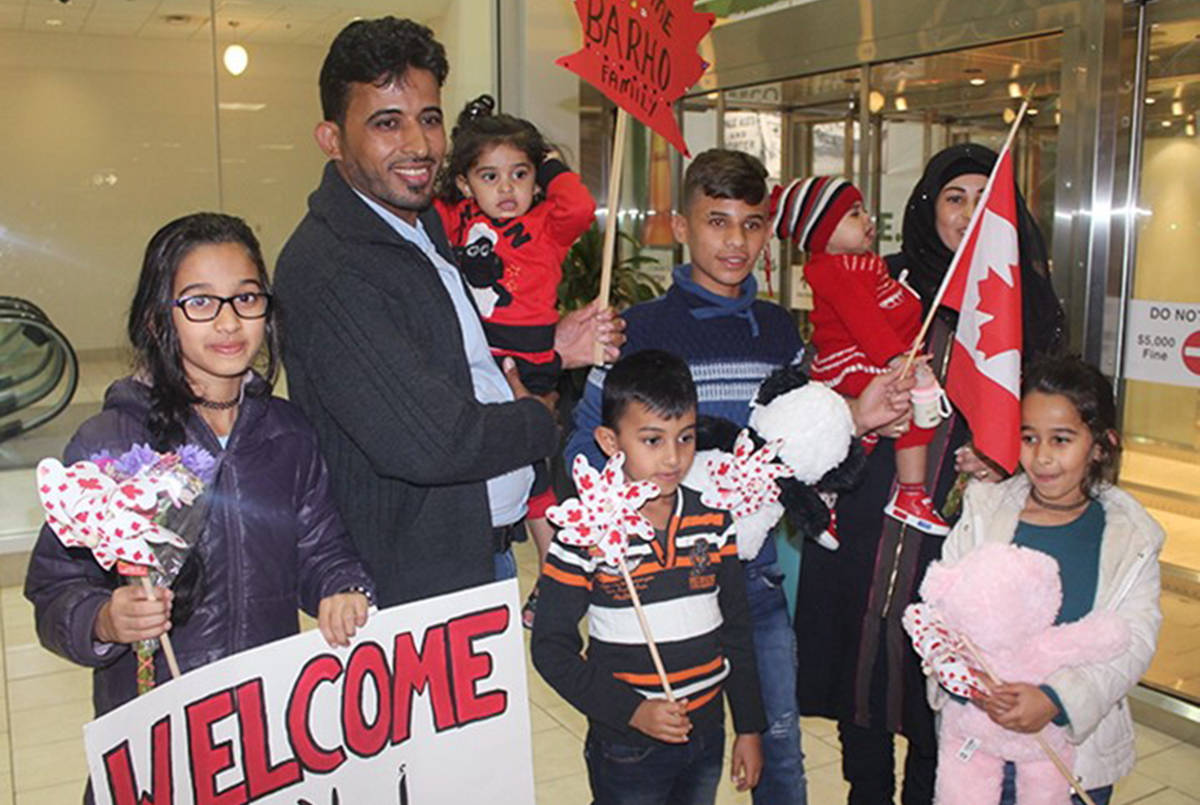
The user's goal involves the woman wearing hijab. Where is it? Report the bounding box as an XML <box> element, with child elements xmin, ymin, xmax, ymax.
<box><xmin>793</xmin><ymin>143</ymin><xmax>1065</xmax><ymax>805</ymax></box>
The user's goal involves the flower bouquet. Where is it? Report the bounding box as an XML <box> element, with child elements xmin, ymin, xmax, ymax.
<box><xmin>37</xmin><ymin>443</ymin><xmax>216</xmax><ymax>693</ymax></box>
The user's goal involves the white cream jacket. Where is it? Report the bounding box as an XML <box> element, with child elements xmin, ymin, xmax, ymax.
<box><xmin>931</xmin><ymin>475</ymin><xmax>1164</xmax><ymax>789</ymax></box>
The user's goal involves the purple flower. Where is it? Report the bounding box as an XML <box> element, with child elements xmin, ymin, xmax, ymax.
<box><xmin>115</xmin><ymin>443</ymin><xmax>159</xmax><ymax>480</ymax></box>
<box><xmin>178</xmin><ymin>444</ymin><xmax>218</xmax><ymax>485</ymax></box>
<box><xmin>87</xmin><ymin>449</ymin><xmax>118</xmax><ymax>477</ymax></box>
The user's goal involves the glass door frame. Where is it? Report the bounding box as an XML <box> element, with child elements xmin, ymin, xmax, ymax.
<box><xmin>689</xmin><ymin>0</ymin><xmax>1132</xmax><ymax>365</ymax></box>
<box><xmin>686</xmin><ymin>0</ymin><xmax>1200</xmax><ymax>726</ymax></box>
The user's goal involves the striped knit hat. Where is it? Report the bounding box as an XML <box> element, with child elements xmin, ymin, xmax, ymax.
<box><xmin>770</xmin><ymin>176</ymin><xmax>863</xmax><ymax>254</ymax></box>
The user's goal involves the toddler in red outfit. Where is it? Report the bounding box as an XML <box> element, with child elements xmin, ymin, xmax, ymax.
<box><xmin>436</xmin><ymin>95</ymin><xmax>597</xmax><ymax>623</ymax></box>
<box><xmin>772</xmin><ymin>176</ymin><xmax>950</xmax><ymax>542</ymax></box>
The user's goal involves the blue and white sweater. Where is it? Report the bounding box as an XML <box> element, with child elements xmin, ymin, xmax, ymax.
<box><xmin>565</xmin><ymin>265</ymin><xmax>805</xmax><ymax>570</ymax></box>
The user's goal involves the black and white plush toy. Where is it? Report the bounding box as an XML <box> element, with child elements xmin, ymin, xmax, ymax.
<box><xmin>685</xmin><ymin>364</ymin><xmax>866</xmax><ymax>557</ymax></box>
<box><xmin>454</xmin><ymin>221</ymin><xmax>511</xmax><ymax>317</ymax></box>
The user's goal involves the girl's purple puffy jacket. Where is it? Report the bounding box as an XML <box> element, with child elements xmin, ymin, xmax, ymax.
<box><xmin>25</xmin><ymin>375</ymin><xmax>375</xmax><ymax>718</ymax></box>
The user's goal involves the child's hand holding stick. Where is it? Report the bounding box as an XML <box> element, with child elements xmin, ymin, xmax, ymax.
<box><xmin>961</xmin><ymin>634</ymin><xmax>1097</xmax><ymax>805</ymax></box>
<box><xmin>138</xmin><ymin>576</ymin><xmax>182</xmax><ymax>679</ymax></box>
<box><xmin>547</xmin><ymin>454</ymin><xmax>680</xmax><ymax>711</ymax></box>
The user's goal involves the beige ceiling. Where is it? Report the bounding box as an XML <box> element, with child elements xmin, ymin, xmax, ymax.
<box><xmin>0</xmin><ymin>0</ymin><xmax>449</xmax><ymax>46</ymax></box>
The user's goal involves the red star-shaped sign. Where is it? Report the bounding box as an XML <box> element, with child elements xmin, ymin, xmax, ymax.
<box><xmin>974</xmin><ymin>265</ymin><xmax>1022</xmax><ymax>360</ymax></box>
<box><xmin>557</xmin><ymin>0</ymin><xmax>714</xmax><ymax>155</ymax></box>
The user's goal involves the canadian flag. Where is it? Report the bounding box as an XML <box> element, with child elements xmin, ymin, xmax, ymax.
<box><xmin>937</xmin><ymin>147</ymin><xmax>1023</xmax><ymax>473</ymax></box>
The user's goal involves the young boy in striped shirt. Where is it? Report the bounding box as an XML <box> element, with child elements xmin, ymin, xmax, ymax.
<box><xmin>563</xmin><ymin>149</ymin><xmax>808</xmax><ymax>804</ymax></box>
<box><xmin>532</xmin><ymin>349</ymin><xmax>765</xmax><ymax>804</ymax></box>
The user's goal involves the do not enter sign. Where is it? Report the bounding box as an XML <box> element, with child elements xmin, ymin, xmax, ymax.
<box><xmin>1182</xmin><ymin>331</ymin><xmax>1200</xmax><ymax>376</ymax></box>
<box><xmin>1124</xmin><ymin>300</ymin><xmax>1200</xmax><ymax>389</ymax></box>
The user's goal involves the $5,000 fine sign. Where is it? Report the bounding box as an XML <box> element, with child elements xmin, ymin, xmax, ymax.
<box><xmin>1123</xmin><ymin>299</ymin><xmax>1200</xmax><ymax>389</ymax></box>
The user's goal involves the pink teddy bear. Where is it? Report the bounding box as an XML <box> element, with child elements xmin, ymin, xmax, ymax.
<box><xmin>911</xmin><ymin>543</ymin><xmax>1129</xmax><ymax>805</ymax></box>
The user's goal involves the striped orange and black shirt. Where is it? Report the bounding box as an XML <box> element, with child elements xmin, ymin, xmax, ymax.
<box><xmin>531</xmin><ymin>485</ymin><xmax>766</xmax><ymax>746</ymax></box>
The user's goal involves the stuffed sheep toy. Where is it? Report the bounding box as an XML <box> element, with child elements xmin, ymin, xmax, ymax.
<box><xmin>905</xmin><ymin>542</ymin><xmax>1130</xmax><ymax>805</ymax></box>
<box><xmin>685</xmin><ymin>364</ymin><xmax>865</xmax><ymax>559</ymax></box>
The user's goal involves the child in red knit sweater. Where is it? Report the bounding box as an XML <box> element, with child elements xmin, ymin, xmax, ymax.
<box><xmin>772</xmin><ymin>176</ymin><xmax>949</xmax><ymax>540</ymax></box>
<box><xmin>435</xmin><ymin>94</ymin><xmax>597</xmax><ymax>624</ymax></box>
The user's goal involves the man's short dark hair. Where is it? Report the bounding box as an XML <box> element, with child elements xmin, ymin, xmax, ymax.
<box><xmin>681</xmin><ymin>148</ymin><xmax>768</xmax><ymax>211</ymax></box>
<box><xmin>319</xmin><ymin>17</ymin><xmax>449</xmax><ymax>124</ymax></box>
<box><xmin>602</xmin><ymin>350</ymin><xmax>698</xmax><ymax>428</ymax></box>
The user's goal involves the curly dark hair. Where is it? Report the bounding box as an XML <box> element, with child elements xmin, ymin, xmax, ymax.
<box><xmin>681</xmin><ymin>148</ymin><xmax>768</xmax><ymax>211</ymax></box>
<box><xmin>319</xmin><ymin>16</ymin><xmax>449</xmax><ymax>124</ymax></box>
<box><xmin>127</xmin><ymin>213</ymin><xmax>280</xmax><ymax>451</ymax></box>
<box><xmin>436</xmin><ymin>94</ymin><xmax>553</xmax><ymax>204</ymax></box>
<box><xmin>1021</xmin><ymin>354</ymin><xmax>1121</xmax><ymax>494</ymax></box>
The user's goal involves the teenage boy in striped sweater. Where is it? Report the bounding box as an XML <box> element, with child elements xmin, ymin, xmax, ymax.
<box><xmin>533</xmin><ymin>349</ymin><xmax>765</xmax><ymax>804</ymax></box>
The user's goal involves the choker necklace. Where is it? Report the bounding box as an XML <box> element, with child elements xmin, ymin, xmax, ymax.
<box><xmin>1030</xmin><ymin>487</ymin><xmax>1089</xmax><ymax>512</ymax></box>
<box><xmin>197</xmin><ymin>397</ymin><xmax>239</xmax><ymax>411</ymax></box>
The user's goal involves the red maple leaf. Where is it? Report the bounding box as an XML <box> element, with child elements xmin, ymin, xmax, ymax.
<box><xmin>974</xmin><ymin>265</ymin><xmax>1021</xmax><ymax>360</ymax></box>
<box><xmin>556</xmin><ymin>0</ymin><xmax>714</xmax><ymax>155</ymax></box>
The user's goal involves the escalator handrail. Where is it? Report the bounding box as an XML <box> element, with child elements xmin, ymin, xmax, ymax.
<box><xmin>0</xmin><ymin>307</ymin><xmax>52</xmax><ymax>361</ymax></box>
<box><xmin>0</xmin><ymin>296</ymin><xmax>51</xmax><ymax>322</ymax></box>
<box><xmin>0</xmin><ymin>309</ymin><xmax>69</xmax><ymax>408</ymax></box>
<box><xmin>0</xmin><ymin>310</ymin><xmax>78</xmax><ymax>441</ymax></box>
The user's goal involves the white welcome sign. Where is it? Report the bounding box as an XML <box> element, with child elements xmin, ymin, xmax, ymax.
<box><xmin>85</xmin><ymin>580</ymin><xmax>535</xmax><ymax>805</ymax></box>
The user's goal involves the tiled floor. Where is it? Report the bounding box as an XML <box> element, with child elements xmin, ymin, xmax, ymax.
<box><xmin>0</xmin><ymin>355</ymin><xmax>1198</xmax><ymax>802</ymax></box>
<box><xmin>0</xmin><ymin>542</ymin><xmax>1194</xmax><ymax>804</ymax></box>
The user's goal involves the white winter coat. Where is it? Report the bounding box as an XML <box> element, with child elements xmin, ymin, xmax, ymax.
<box><xmin>931</xmin><ymin>474</ymin><xmax>1164</xmax><ymax>789</ymax></box>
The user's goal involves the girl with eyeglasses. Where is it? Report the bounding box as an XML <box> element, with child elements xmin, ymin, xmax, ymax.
<box><xmin>26</xmin><ymin>214</ymin><xmax>374</xmax><ymax>758</ymax></box>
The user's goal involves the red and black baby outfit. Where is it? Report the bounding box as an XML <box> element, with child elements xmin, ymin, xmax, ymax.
<box><xmin>436</xmin><ymin>158</ymin><xmax>596</xmax><ymax>396</ymax></box>
<box><xmin>436</xmin><ymin>159</ymin><xmax>596</xmax><ymax>520</ymax></box>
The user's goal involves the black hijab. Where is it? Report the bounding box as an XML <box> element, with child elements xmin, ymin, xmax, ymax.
<box><xmin>896</xmin><ymin>143</ymin><xmax>1065</xmax><ymax>359</ymax></box>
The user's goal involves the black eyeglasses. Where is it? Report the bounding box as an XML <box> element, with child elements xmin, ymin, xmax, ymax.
<box><xmin>171</xmin><ymin>292</ymin><xmax>272</xmax><ymax>322</ymax></box>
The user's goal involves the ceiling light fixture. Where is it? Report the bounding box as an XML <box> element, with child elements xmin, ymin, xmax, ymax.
<box><xmin>222</xmin><ymin>20</ymin><xmax>248</xmax><ymax>77</ymax></box>
<box><xmin>894</xmin><ymin>96</ymin><xmax>908</xmax><ymax>112</ymax></box>
<box><xmin>1008</xmin><ymin>82</ymin><xmax>1022</xmax><ymax>98</ymax></box>
<box><xmin>223</xmin><ymin>44</ymin><xmax>249</xmax><ymax>76</ymax></box>
<box><xmin>1003</xmin><ymin>108</ymin><xmax>1016</xmax><ymax>124</ymax></box>
<box><xmin>45</xmin><ymin>18</ymin><xmax>64</xmax><ymax>26</ymax></box>
<box><xmin>969</xmin><ymin>77</ymin><xmax>986</xmax><ymax>87</ymax></box>
<box><xmin>1145</xmin><ymin>97</ymin><xmax>1156</xmax><ymax>105</ymax></box>
<box><xmin>1172</xmin><ymin>100</ymin><xmax>1184</xmax><ymax>116</ymax></box>
<box><xmin>868</xmin><ymin>90</ymin><xmax>885</xmax><ymax>113</ymax></box>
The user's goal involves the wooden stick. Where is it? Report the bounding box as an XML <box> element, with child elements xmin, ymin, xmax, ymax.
<box><xmin>593</xmin><ymin>108</ymin><xmax>630</xmax><ymax>365</ymax></box>
<box><xmin>960</xmin><ymin>635</ymin><xmax>1096</xmax><ymax>805</ymax></box>
<box><xmin>140</xmin><ymin>575</ymin><xmax>182</xmax><ymax>680</ymax></box>
<box><xmin>898</xmin><ymin>89</ymin><xmax>1036</xmax><ymax>380</ymax></box>
<box><xmin>616</xmin><ymin>555</ymin><xmax>675</xmax><ymax>701</ymax></box>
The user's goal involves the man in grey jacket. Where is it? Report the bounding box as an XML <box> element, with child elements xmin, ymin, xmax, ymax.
<box><xmin>275</xmin><ymin>17</ymin><xmax>619</xmax><ymax>607</ymax></box>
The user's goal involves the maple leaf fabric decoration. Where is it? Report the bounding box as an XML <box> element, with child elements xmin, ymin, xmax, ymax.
<box><xmin>547</xmin><ymin>453</ymin><xmax>660</xmax><ymax>570</ymax></box>
<box><xmin>36</xmin><ymin>458</ymin><xmax>187</xmax><ymax>573</ymax></box>
<box><xmin>902</xmin><ymin>602</ymin><xmax>988</xmax><ymax>699</ymax></box>
<box><xmin>700</xmin><ymin>431</ymin><xmax>792</xmax><ymax>520</ymax></box>
<box><xmin>556</xmin><ymin>0</ymin><xmax>714</xmax><ymax>155</ymax></box>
